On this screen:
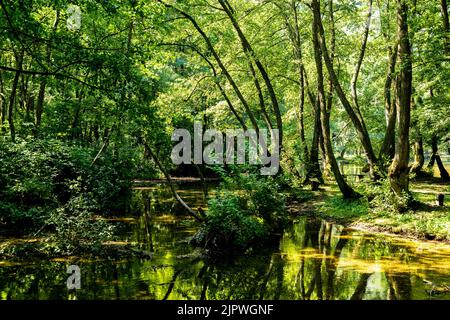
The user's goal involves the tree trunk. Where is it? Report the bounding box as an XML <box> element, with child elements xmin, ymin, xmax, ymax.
<box><xmin>35</xmin><ymin>10</ymin><xmax>59</xmax><ymax>136</ymax></box>
<box><xmin>318</xmin><ymin>118</ymin><xmax>329</xmax><ymax>176</ymax></box>
<box><xmin>441</xmin><ymin>0</ymin><xmax>450</xmax><ymax>53</ymax></box>
<box><xmin>350</xmin><ymin>0</ymin><xmax>373</xmax><ymax>122</ymax></box>
<box><xmin>71</xmin><ymin>86</ymin><xmax>85</xmax><ymax>139</ymax></box>
<box><xmin>428</xmin><ymin>136</ymin><xmax>450</xmax><ymax>181</ymax></box>
<box><xmin>302</xmin><ymin>72</ymin><xmax>325</xmax><ymax>181</ymax></box>
<box><xmin>427</xmin><ymin>136</ymin><xmax>438</xmax><ymax>169</ymax></box>
<box><xmin>248</xmin><ymin>60</ymin><xmax>274</xmax><ymax>131</ymax></box>
<box><xmin>312</xmin><ymin>1</ymin><xmax>359</xmax><ymax>199</ymax></box>
<box><xmin>312</xmin><ymin>0</ymin><xmax>379</xmax><ymax>179</ymax></box>
<box><xmin>389</xmin><ymin>0</ymin><xmax>413</xmax><ymax>197</ymax></box>
<box><xmin>25</xmin><ymin>77</ymin><xmax>34</xmax><ymax>123</ymax></box>
<box><xmin>350</xmin><ymin>273</ymin><xmax>371</xmax><ymax>300</ymax></box>
<box><xmin>0</xmin><ymin>70</ymin><xmax>5</xmax><ymax>129</ymax></box>
<box><xmin>182</xmin><ymin>44</ymin><xmax>247</xmax><ymax>130</ymax></box>
<box><xmin>284</xmin><ymin>3</ymin><xmax>309</xmax><ymax>164</ymax></box>
<box><xmin>379</xmin><ymin>44</ymin><xmax>398</xmax><ymax>163</ymax></box>
<box><xmin>410</xmin><ymin>135</ymin><xmax>424</xmax><ymax>174</ymax></box>
<box><xmin>277</xmin><ymin>0</ymin><xmax>324</xmax><ymax>180</ymax></box>
<box><xmin>35</xmin><ymin>78</ymin><xmax>46</xmax><ymax>132</ymax></box>
<box><xmin>301</xmin><ymin>71</ymin><xmax>324</xmax><ymax>182</ymax></box>
<box><xmin>8</xmin><ymin>50</ymin><xmax>24</xmax><ymax>143</ymax></box>
<box><xmin>435</xmin><ymin>156</ymin><xmax>450</xmax><ymax>181</ymax></box>
<box><xmin>306</xmin><ymin>96</ymin><xmax>324</xmax><ymax>183</ymax></box>
<box><xmin>442</xmin><ymin>0</ymin><xmax>449</xmax><ymax>31</ymax></box>
<box><xmin>323</xmin><ymin>0</ymin><xmax>334</xmax><ymax>178</ymax></box>
<box><xmin>218</xmin><ymin>0</ymin><xmax>283</xmax><ymax>149</ymax></box>
<box><xmin>298</xmin><ymin>67</ymin><xmax>308</xmax><ymax>161</ymax></box>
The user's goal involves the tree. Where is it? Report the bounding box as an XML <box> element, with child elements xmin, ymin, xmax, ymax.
<box><xmin>388</xmin><ymin>0</ymin><xmax>413</xmax><ymax>197</ymax></box>
<box><xmin>311</xmin><ymin>0</ymin><xmax>359</xmax><ymax>199</ymax></box>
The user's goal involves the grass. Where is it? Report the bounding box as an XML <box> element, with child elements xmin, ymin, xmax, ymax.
<box><xmin>319</xmin><ymin>196</ymin><xmax>369</xmax><ymax>221</ymax></box>
<box><xmin>300</xmin><ymin>178</ymin><xmax>450</xmax><ymax>242</ymax></box>
<box><xmin>359</xmin><ymin>204</ymin><xmax>450</xmax><ymax>241</ymax></box>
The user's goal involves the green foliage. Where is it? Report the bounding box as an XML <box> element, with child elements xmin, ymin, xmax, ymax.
<box><xmin>0</xmin><ymin>0</ymin><xmax>448</xmax><ymax>259</ymax></box>
<box><xmin>0</xmin><ymin>139</ymin><xmax>131</xmax><ymax>254</ymax></box>
<box><xmin>193</xmin><ymin>170</ymin><xmax>287</xmax><ymax>251</ymax></box>
<box><xmin>319</xmin><ymin>196</ymin><xmax>369</xmax><ymax>221</ymax></box>
<box><xmin>361</xmin><ymin>179</ymin><xmax>414</xmax><ymax>213</ymax></box>
<box><xmin>217</xmin><ymin>166</ymin><xmax>288</xmax><ymax>230</ymax></box>
<box><xmin>49</xmin><ymin>192</ymin><xmax>114</xmax><ymax>254</ymax></box>
<box><xmin>197</xmin><ymin>193</ymin><xmax>267</xmax><ymax>249</ymax></box>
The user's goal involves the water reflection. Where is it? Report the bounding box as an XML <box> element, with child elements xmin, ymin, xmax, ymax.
<box><xmin>0</xmin><ymin>185</ymin><xmax>449</xmax><ymax>300</ymax></box>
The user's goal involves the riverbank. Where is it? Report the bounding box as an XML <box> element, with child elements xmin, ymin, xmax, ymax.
<box><xmin>289</xmin><ymin>177</ymin><xmax>450</xmax><ymax>243</ymax></box>
<box><xmin>2</xmin><ymin>184</ymin><xmax>450</xmax><ymax>300</ymax></box>
<box><xmin>1</xmin><ymin>176</ymin><xmax>448</xmax><ymax>263</ymax></box>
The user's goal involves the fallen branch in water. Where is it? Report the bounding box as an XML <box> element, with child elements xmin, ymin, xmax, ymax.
<box><xmin>142</xmin><ymin>140</ymin><xmax>204</xmax><ymax>222</ymax></box>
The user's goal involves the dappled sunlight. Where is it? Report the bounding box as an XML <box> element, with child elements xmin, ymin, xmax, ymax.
<box><xmin>1</xmin><ymin>186</ymin><xmax>449</xmax><ymax>300</ymax></box>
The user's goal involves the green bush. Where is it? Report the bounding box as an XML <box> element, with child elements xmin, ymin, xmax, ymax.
<box><xmin>49</xmin><ymin>192</ymin><xmax>114</xmax><ymax>254</ymax></box>
<box><xmin>194</xmin><ymin>193</ymin><xmax>267</xmax><ymax>249</ymax></box>
<box><xmin>193</xmin><ymin>170</ymin><xmax>288</xmax><ymax>252</ymax></box>
<box><xmin>0</xmin><ymin>138</ymin><xmax>132</xmax><ymax>254</ymax></box>
<box><xmin>360</xmin><ymin>179</ymin><xmax>414</xmax><ymax>213</ymax></box>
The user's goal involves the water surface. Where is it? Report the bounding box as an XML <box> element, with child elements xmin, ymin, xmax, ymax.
<box><xmin>1</xmin><ymin>185</ymin><xmax>449</xmax><ymax>300</ymax></box>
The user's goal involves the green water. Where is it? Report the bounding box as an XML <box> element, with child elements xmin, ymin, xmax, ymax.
<box><xmin>0</xmin><ymin>185</ymin><xmax>449</xmax><ymax>300</ymax></box>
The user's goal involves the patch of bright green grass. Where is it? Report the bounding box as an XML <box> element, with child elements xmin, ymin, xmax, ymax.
<box><xmin>319</xmin><ymin>196</ymin><xmax>369</xmax><ymax>221</ymax></box>
<box><xmin>361</xmin><ymin>204</ymin><xmax>450</xmax><ymax>241</ymax></box>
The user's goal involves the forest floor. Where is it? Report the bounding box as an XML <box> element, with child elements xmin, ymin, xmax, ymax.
<box><xmin>288</xmin><ymin>177</ymin><xmax>450</xmax><ymax>243</ymax></box>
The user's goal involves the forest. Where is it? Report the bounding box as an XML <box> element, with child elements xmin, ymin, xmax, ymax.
<box><xmin>0</xmin><ymin>0</ymin><xmax>449</xmax><ymax>300</ymax></box>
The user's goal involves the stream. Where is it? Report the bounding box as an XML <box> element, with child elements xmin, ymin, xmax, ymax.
<box><xmin>0</xmin><ymin>184</ymin><xmax>449</xmax><ymax>300</ymax></box>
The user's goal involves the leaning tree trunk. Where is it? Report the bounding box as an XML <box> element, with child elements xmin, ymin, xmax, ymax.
<box><xmin>0</xmin><ymin>70</ymin><xmax>6</xmax><ymax>130</ymax></box>
<box><xmin>142</xmin><ymin>139</ymin><xmax>204</xmax><ymax>222</ymax></box>
<box><xmin>307</xmin><ymin>102</ymin><xmax>324</xmax><ymax>183</ymax></box>
<box><xmin>350</xmin><ymin>0</ymin><xmax>373</xmax><ymax>169</ymax></box>
<box><xmin>218</xmin><ymin>0</ymin><xmax>283</xmax><ymax>150</ymax></box>
<box><xmin>312</xmin><ymin>0</ymin><xmax>379</xmax><ymax>179</ymax></box>
<box><xmin>282</xmin><ymin>14</ymin><xmax>325</xmax><ymax>181</ymax></box>
<box><xmin>388</xmin><ymin>0</ymin><xmax>413</xmax><ymax>198</ymax></box>
<box><xmin>160</xmin><ymin>1</ymin><xmax>260</xmax><ymax>134</ymax></box>
<box><xmin>428</xmin><ymin>136</ymin><xmax>450</xmax><ymax>181</ymax></box>
<box><xmin>312</xmin><ymin>0</ymin><xmax>359</xmax><ymax>199</ymax></box>
<box><xmin>304</xmin><ymin>76</ymin><xmax>325</xmax><ymax>182</ymax></box>
<box><xmin>323</xmin><ymin>0</ymin><xmax>335</xmax><ymax>179</ymax></box>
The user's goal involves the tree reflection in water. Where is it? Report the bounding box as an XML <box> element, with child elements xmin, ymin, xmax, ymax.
<box><xmin>0</xmin><ymin>186</ymin><xmax>449</xmax><ymax>300</ymax></box>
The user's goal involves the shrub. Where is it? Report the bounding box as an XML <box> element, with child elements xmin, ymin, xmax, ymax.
<box><xmin>193</xmin><ymin>193</ymin><xmax>267</xmax><ymax>249</ymax></box>
<box><xmin>49</xmin><ymin>192</ymin><xmax>114</xmax><ymax>254</ymax></box>
<box><xmin>193</xmin><ymin>170</ymin><xmax>288</xmax><ymax>252</ymax></box>
<box><xmin>0</xmin><ymin>138</ymin><xmax>131</xmax><ymax>254</ymax></box>
<box><xmin>361</xmin><ymin>179</ymin><xmax>414</xmax><ymax>213</ymax></box>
